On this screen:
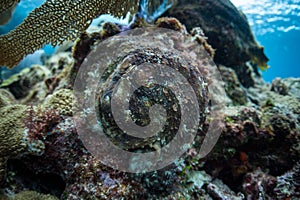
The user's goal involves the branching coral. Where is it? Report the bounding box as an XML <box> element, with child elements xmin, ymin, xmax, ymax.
<box><xmin>0</xmin><ymin>0</ymin><xmax>140</xmax><ymax>68</ymax></box>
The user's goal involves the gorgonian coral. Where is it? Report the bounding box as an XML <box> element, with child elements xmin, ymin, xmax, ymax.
<box><xmin>0</xmin><ymin>0</ymin><xmax>140</xmax><ymax>68</ymax></box>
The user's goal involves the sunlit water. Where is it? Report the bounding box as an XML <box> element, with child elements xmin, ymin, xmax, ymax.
<box><xmin>231</xmin><ymin>0</ymin><xmax>300</xmax><ymax>81</ymax></box>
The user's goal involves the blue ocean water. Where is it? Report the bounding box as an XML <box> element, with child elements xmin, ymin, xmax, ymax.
<box><xmin>231</xmin><ymin>0</ymin><xmax>300</xmax><ymax>82</ymax></box>
<box><xmin>1</xmin><ymin>0</ymin><xmax>299</xmax><ymax>82</ymax></box>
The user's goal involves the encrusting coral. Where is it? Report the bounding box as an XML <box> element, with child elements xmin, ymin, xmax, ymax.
<box><xmin>0</xmin><ymin>0</ymin><xmax>140</xmax><ymax>68</ymax></box>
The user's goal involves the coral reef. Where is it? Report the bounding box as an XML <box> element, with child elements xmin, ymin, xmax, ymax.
<box><xmin>0</xmin><ymin>1</ymin><xmax>299</xmax><ymax>199</ymax></box>
<box><xmin>0</xmin><ymin>90</ymin><xmax>60</xmax><ymax>185</ymax></box>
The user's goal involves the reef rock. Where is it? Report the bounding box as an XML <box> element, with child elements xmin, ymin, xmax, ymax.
<box><xmin>163</xmin><ymin>0</ymin><xmax>269</xmax><ymax>87</ymax></box>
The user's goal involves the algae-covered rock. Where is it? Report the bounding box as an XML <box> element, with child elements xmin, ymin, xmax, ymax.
<box><xmin>218</xmin><ymin>66</ymin><xmax>248</xmax><ymax>105</ymax></box>
<box><xmin>274</xmin><ymin>162</ymin><xmax>300</xmax><ymax>199</ymax></box>
<box><xmin>164</xmin><ymin>0</ymin><xmax>269</xmax><ymax>68</ymax></box>
<box><xmin>163</xmin><ymin>0</ymin><xmax>269</xmax><ymax>87</ymax></box>
<box><xmin>0</xmin><ymin>190</ymin><xmax>58</xmax><ymax>200</ymax></box>
<box><xmin>243</xmin><ymin>168</ymin><xmax>277</xmax><ymax>199</ymax></box>
<box><xmin>281</xmin><ymin>78</ymin><xmax>300</xmax><ymax>98</ymax></box>
<box><xmin>271</xmin><ymin>78</ymin><xmax>289</xmax><ymax>95</ymax></box>
<box><xmin>0</xmin><ymin>65</ymin><xmax>51</xmax><ymax>99</ymax></box>
<box><xmin>207</xmin><ymin>179</ymin><xmax>244</xmax><ymax>200</ymax></box>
